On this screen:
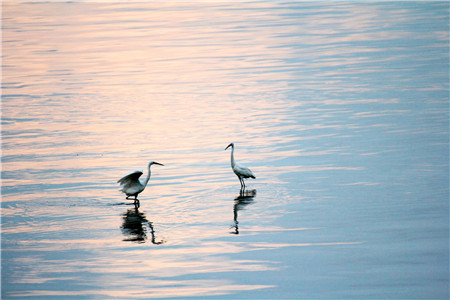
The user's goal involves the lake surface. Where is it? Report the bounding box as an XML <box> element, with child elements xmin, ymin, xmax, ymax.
<box><xmin>2</xmin><ymin>2</ymin><xmax>449</xmax><ymax>299</ymax></box>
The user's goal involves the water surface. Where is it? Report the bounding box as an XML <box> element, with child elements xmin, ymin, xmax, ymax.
<box><xmin>2</xmin><ymin>2</ymin><xmax>449</xmax><ymax>299</ymax></box>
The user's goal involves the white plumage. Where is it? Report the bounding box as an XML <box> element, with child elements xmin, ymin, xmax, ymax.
<box><xmin>118</xmin><ymin>161</ymin><xmax>164</xmax><ymax>202</ymax></box>
<box><xmin>225</xmin><ymin>143</ymin><xmax>255</xmax><ymax>189</ymax></box>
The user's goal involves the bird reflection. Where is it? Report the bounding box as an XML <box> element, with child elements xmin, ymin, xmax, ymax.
<box><xmin>231</xmin><ymin>189</ymin><xmax>256</xmax><ymax>235</ymax></box>
<box><xmin>121</xmin><ymin>206</ymin><xmax>165</xmax><ymax>244</ymax></box>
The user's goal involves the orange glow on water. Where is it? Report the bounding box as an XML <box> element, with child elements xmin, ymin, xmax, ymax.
<box><xmin>3</xmin><ymin>2</ymin><xmax>448</xmax><ymax>299</ymax></box>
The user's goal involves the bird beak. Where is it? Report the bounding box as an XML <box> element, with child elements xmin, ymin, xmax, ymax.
<box><xmin>225</xmin><ymin>143</ymin><xmax>232</xmax><ymax>150</ymax></box>
<box><xmin>153</xmin><ymin>162</ymin><xmax>164</xmax><ymax>166</ymax></box>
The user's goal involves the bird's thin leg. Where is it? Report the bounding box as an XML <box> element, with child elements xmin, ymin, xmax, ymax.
<box><xmin>242</xmin><ymin>179</ymin><xmax>246</xmax><ymax>189</ymax></box>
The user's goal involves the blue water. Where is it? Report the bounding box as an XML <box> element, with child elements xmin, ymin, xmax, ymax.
<box><xmin>2</xmin><ymin>2</ymin><xmax>449</xmax><ymax>299</ymax></box>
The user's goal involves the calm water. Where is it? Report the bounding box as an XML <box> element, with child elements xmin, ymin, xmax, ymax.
<box><xmin>2</xmin><ymin>2</ymin><xmax>449</xmax><ymax>299</ymax></box>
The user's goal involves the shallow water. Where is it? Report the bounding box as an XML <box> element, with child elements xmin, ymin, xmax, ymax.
<box><xmin>2</xmin><ymin>2</ymin><xmax>449</xmax><ymax>299</ymax></box>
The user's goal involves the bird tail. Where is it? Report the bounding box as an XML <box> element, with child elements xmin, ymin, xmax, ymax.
<box><xmin>251</xmin><ymin>175</ymin><xmax>256</xmax><ymax>179</ymax></box>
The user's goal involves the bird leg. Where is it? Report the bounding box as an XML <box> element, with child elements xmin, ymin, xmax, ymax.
<box><xmin>239</xmin><ymin>187</ymin><xmax>244</xmax><ymax>196</ymax></box>
<box><xmin>238</xmin><ymin>177</ymin><xmax>246</xmax><ymax>190</ymax></box>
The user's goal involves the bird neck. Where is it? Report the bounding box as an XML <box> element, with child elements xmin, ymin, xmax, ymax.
<box><xmin>230</xmin><ymin>146</ymin><xmax>236</xmax><ymax>168</ymax></box>
<box><xmin>144</xmin><ymin>164</ymin><xmax>152</xmax><ymax>185</ymax></box>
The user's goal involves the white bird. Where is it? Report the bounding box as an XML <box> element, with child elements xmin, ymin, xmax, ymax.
<box><xmin>117</xmin><ymin>161</ymin><xmax>164</xmax><ymax>203</ymax></box>
<box><xmin>225</xmin><ymin>143</ymin><xmax>255</xmax><ymax>189</ymax></box>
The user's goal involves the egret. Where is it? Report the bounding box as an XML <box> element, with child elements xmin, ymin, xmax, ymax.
<box><xmin>117</xmin><ymin>161</ymin><xmax>164</xmax><ymax>204</ymax></box>
<box><xmin>225</xmin><ymin>143</ymin><xmax>255</xmax><ymax>189</ymax></box>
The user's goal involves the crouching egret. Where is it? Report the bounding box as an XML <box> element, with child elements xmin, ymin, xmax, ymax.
<box><xmin>225</xmin><ymin>143</ymin><xmax>255</xmax><ymax>189</ymax></box>
<box><xmin>118</xmin><ymin>161</ymin><xmax>164</xmax><ymax>204</ymax></box>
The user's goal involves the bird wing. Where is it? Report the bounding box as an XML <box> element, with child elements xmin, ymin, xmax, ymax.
<box><xmin>234</xmin><ymin>164</ymin><xmax>256</xmax><ymax>179</ymax></box>
<box><xmin>117</xmin><ymin>169</ymin><xmax>143</xmax><ymax>188</ymax></box>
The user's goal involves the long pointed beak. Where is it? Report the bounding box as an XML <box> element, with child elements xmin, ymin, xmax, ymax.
<box><xmin>225</xmin><ymin>144</ymin><xmax>232</xmax><ymax>150</ymax></box>
<box><xmin>153</xmin><ymin>162</ymin><xmax>164</xmax><ymax>166</ymax></box>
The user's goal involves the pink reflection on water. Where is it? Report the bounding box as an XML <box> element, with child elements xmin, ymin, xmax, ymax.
<box><xmin>10</xmin><ymin>282</ymin><xmax>275</xmax><ymax>299</ymax></box>
<box><xmin>2</xmin><ymin>2</ymin><xmax>393</xmax><ymax>298</ymax></box>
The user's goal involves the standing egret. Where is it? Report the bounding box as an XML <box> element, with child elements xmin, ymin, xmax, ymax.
<box><xmin>117</xmin><ymin>161</ymin><xmax>164</xmax><ymax>205</ymax></box>
<box><xmin>225</xmin><ymin>143</ymin><xmax>255</xmax><ymax>189</ymax></box>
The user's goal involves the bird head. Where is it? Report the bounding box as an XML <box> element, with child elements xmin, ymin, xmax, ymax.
<box><xmin>149</xmin><ymin>161</ymin><xmax>164</xmax><ymax>167</ymax></box>
<box><xmin>225</xmin><ymin>143</ymin><xmax>234</xmax><ymax>150</ymax></box>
